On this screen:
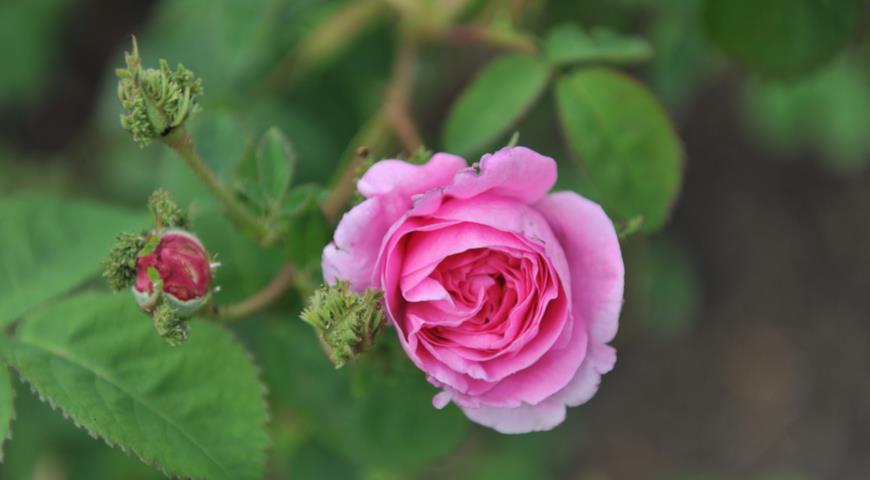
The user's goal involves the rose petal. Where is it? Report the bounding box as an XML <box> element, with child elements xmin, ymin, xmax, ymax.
<box><xmin>535</xmin><ymin>191</ymin><xmax>624</xmax><ymax>344</ymax></box>
<box><xmin>445</xmin><ymin>147</ymin><xmax>557</xmax><ymax>204</ymax></box>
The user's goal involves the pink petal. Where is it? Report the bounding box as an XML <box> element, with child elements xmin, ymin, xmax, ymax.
<box><xmin>446</xmin><ymin>147</ymin><xmax>557</xmax><ymax>204</ymax></box>
<box><xmin>323</xmin><ymin>154</ymin><xmax>466</xmax><ymax>290</ymax></box>
<box><xmin>358</xmin><ymin>153</ymin><xmax>467</xmax><ymax>200</ymax></box>
<box><xmin>534</xmin><ymin>191</ymin><xmax>624</xmax><ymax>344</ymax></box>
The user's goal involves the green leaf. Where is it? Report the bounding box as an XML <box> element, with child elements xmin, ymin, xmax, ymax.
<box><xmin>703</xmin><ymin>0</ymin><xmax>862</xmax><ymax>78</ymax></box>
<box><xmin>555</xmin><ymin>67</ymin><xmax>683</xmax><ymax>232</ymax></box>
<box><xmin>544</xmin><ymin>24</ymin><xmax>652</xmax><ymax>67</ymax></box>
<box><xmin>443</xmin><ymin>54</ymin><xmax>551</xmax><ymax>157</ymax></box>
<box><xmin>256</xmin><ymin>127</ymin><xmax>296</xmax><ymax>208</ymax></box>
<box><xmin>261</xmin><ymin>319</ymin><xmax>467</xmax><ymax>471</ymax></box>
<box><xmin>0</xmin><ymin>293</ymin><xmax>268</xmax><ymax>480</ymax></box>
<box><xmin>0</xmin><ymin>366</ymin><xmax>13</xmax><ymax>462</ymax></box>
<box><xmin>743</xmin><ymin>55</ymin><xmax>870</xmax><ymax>173</ymax></box>
<box><xmin>0</xmin><ymin>194</ymin><xmax>150</xmax><ymax>327</ymax></box>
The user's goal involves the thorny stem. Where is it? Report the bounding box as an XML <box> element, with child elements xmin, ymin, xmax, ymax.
<box><xmin>206</xmin><ymin>262</ymin><xmax>296</xmax><ymax>323</ymax></box>
<box><xmin>161</xmin><ymin>127</ymin><xmax>269</xmax><ymax>242</ymax></box>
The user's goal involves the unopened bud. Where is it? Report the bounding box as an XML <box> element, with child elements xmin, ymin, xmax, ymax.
<box><xmin>300</xmin><ymin>281</ymin><xmax>385</xmax><ymax>368</ymax></box>
<box><xmin>133</xmin><ymin>229</ymin><xmax>213</xmax><ymax>315</ymax></box>
<box><xmin>116</xmin><ymin>36</ymin><xmax>203</xmax><ymax>147</ymax></box>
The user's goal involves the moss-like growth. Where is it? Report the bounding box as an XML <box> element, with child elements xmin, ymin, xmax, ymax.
<box><xmin>116</xmin><ymin>37</ymin><xmax>203</xmax><ymax>147</ymax></box>
<box><xmin>102</xmin><ymin>232</ymin><xmax>147</xmax><ymax>292</ymax></box>
<box><xmin>301</xmin><ymin>281</ymin><xmax>385</xmax><ymax>368</ymax></box>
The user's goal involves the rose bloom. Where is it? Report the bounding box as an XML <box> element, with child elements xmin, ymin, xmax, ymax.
<box><xmin>323</xmin><ymin>147</ymin><xmax>624</xmax><ymax>433</ymax></box>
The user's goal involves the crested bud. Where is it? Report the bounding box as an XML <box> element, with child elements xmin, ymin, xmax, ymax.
<box><xmin>116</xmin><ymin>36</ymin><xmax>203</xmax><ymax>147</ymax></box>
<box><xmin>301</xmin><ymin>281</ymin><xmax>385</xmax><ymax>368</ymax></box>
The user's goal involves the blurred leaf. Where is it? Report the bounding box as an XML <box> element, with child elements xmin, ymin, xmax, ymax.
<box><xmin>284</xmin><ymin>194</ymin><xmax>330</xmax><ymax>270</ymax></box>
<box><xmin>0</xmin><ymin>366</ymin><xmax>12</xmax><ymax>462</ymax></box>
<box><xmin>544</xmin><ymin>24</ymin><xmax>652</xmax><ymax>67</ymax></box>
<box><xmin>703</xmin><ymin>0</ymin><xmax>862</xmax><ymax>78</ymax></box>
<box><xmin>0</xmin><ymin>194</ymin><xmax>149</xmax><ymax>327</ymax></box>
<box><xmin>555</xmin><ymin>67</ymin><xmax>683</xmax><ymax>232</ymax></box>
<box><xmin>631</xmin><ymin>237</ymin><xmax>700</xmax><ymax>340</ymax></box>
<box><xmin>743</xmin><ymin>55</ymin><xmax>870</xmax><ymax>173</ymax></box>
<box><xmin>260</xmin><ymin>319</ymin><xmax>467</xmax><ymax>472</ymax></box>
<box><xmin>256</xmin><ymin>127</ymin><xmax>296</xmax><ymax>209</ymax></box>
<box><xmin>0</xmin><ymin>293</ymin><xmax>268</xmax><ymax>480</ymax></box>
<box><xmin>0</xmin><ymin>0</ymin><xmax>70</xmax><ymax>104</ymax></box>
<box><xmin>644</xmin><ymin>0</ymin><xmax>718</xmax><ymax>106</ymax></box>
<box><xmin>444</xmin><ymin>54</ymin><xmax>551</xmax><ymax>157</ymax></box>
<box><xmin>286</xmin><ymin>440</ymin><xmax>360</xmax><ymax>480</ymax></box>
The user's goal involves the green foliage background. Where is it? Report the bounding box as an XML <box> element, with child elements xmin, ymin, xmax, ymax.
<box><xmin>0</xmin><ymin>0</ymin><xmax>867</xmax><ymax>478</ymax></box>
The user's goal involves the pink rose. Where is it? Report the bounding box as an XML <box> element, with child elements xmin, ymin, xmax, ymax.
<box><xmin>323</xmin><ymin>147</ymin><xmax>624</xmax><ymax>433</ymax></box>
<box><xmin>134</xmin><ymin>230</ymin><xmax>212</xmax><ymax>311</ymax></box>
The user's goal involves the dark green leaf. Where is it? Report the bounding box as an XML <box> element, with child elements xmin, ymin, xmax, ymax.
<box><xmin>703</xmin><ymin>0</ymin><xmax>862</xmax><ymax>78</ymax></box>
<box><xmin>261</xmin><ymin>319</ymin><xmax>467</xmax><ymax>471</ymax></box>
<box><xmin>0</xmin><ymin>366</ymin><xmax>12</xmax><ymax>462</ymax></box>
<box><xmin>544</xmin><ymin>24</ymin><xmax>652</xmax><ymax>67</ymax></box>
<box><xmin>256</xmin><ymin>127</ymin><xmax>296</xmax><ymax>208</ymax></box>
<box><xmin>444</xmin><ymin>54</ymin><xmax>551</xmax><ymax>157</ymax></box>
<box><xmin>0</xmin><ymin>194</ymin><xmax>150</xmax><ymax>327</ymax></box>
<box><xmin>0</xmin><ymin>293</ymin><xmax>268</xmax><ymax>480</ymax></box>
<box><xmin>555</xmin><ymin>67</ymin><xmax>683</xmax><ymax>232</ymax></box>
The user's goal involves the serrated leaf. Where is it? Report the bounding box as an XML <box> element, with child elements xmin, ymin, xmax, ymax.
<box><xmin>703</xmin><ymin>0</ymin><xmax>862</xmax><ymax>78</ymax></box>
<box><xmin>555</xmin><ymin>67</ymin><xmax>683</xmax><ymax>232</ymax></box>
<box><xmin>0</xmin><ymin>366</ymin><xmax>13</xmax><ymax>462</ymax></box>
<box><xmin>443</xmin><ymin>54</ymin><xmax>551</xmax><ymax>157</ymax></box>
<box><xmin>261</xmin><ymin>319</ymin><xmax>467</xmax><ymax>471</ymax></box>
<box><xmin>0</xmin><ymin>293</ymin><xmax>268</xmax><ymax>480</ymax></box>
<box><xmin>0</xmin><ymin>194</ymin><xmax>150</xmax><ymax>327</ymax></box>
<box><xmin>257</xmin><ymin>127</ymin><xmax>296</xmax><ymax>208</ymax></box>
<box><xmin>544</xmin><ymin>24</ymin><xmax>652</xmax><ymax>67</ymax></box>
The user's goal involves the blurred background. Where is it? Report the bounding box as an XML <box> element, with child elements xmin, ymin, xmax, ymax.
<box><xmin>1</xmin><ymin>0</ymin><xmax>868</xmax><ymax>479</ymax></box>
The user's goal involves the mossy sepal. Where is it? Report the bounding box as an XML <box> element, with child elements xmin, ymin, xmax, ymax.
<box><xmin>116</xmin><ymin>36</ymin><xmax>203</xmax><ymax>147</ymax></box>
<box><xmin>300</xmin><ymin>281</ymin><xmax>386</xmax><ymax>368</ymax></box>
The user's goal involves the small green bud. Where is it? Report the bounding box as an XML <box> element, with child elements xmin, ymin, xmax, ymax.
<box><xmin>148</xmin><ymin>189</ymin><xmax>188</xmax><ymax>230</ymax></box>
<box><xmin>406</xmin><ymin>145</ymin><xmax>433</xmax><ymax>165</ymax></box>
<box><xmin>116</xmin><ymin>36</ymin><xmax>203</xmax><ymax>147</ymax></box>
<box><xmin>301</xmin><ymin>281</ymin><xmax>385</xmax><ymax>368</ymax></box>
<box><xmin>102</xmin><ymin>231</ymin><xmax>147</xmax><ymax>292</ymax></box>
<box><xmin>152</xmin><ymin>302</ymin><xmax>189</xmax><ymax>346</ymax></box>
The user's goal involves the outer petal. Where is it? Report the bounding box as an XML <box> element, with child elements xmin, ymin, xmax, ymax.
<box><xmin>322</xmin><ymin>199</ymin><xmax>386</xmax><ymax>290</ymax></box>
<box><xmin>358</xmin><ymin>153</ymin><xmax>467</xmax><ymax>201</ymax></box>
<box><xmin>323</xmin><ymin>154</ymin><xmax>467</xmax><ymax>290</ymax></box>
<box><xmin>445</xmin><ymin>147</ymin><xmax>557</xmax><ymax>204</ymax></box>
<box><xmin>534</xmin><ymin>191</ymin><xmax>624</xmax><ymax>344</ymax></box>
<box><xmin>459</xmin><ymin>342</ymin><xmax>617</xmax><ymax>434</ymax></box>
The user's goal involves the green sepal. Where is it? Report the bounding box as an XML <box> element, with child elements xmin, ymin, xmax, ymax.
<box><xmin>300</xmin><ymin>281</ymin><xmax>385</xmax><ymax>369</ymax></box>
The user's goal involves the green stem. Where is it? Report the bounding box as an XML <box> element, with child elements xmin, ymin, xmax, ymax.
<box><xmin>208</xmin><ymin>262</ymin><xmax>296</xmax><ymax>323</ymax></box>
<box><xmin>161</xmin><ymin>127</ymin><xmax>269</xmax><ymax>242</ymax></box>
<box><xmin>321</xmin><ymin>112</ymin><xmax>394</xmax><ymax>223</ymax></box>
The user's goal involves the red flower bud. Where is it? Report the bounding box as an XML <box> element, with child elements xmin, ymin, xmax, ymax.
<box><xmin>133</xmin><ymin>230</ymin><xmax>212</xmax><ymax>313</ymax></box>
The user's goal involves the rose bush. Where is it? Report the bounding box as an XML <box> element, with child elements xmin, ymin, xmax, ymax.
<box><xmin>323</xmin><ymin>147</ymin><xmax>624</xmax><ymax>433</ymax></box>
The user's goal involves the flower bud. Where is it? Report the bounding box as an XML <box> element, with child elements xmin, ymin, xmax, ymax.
<box><xmin>300</xmin><ymin>281</ymin><xmax>385</xmax><ymax>368</ymax></box>
<box><xmin>133</xmin><ymin>229</ymin><xmax>213</xmax><ymax>315</ymax></box>
<box><xmin>116</xmin><ymin>37</ymin><xmax>202</xmax><ymax>147</ymax></box>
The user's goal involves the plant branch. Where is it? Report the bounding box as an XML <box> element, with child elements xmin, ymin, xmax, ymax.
<box><xmin>161</xmin><ymin>127</ymin><xmax>269</xmax><ymax>242</ymax></box>
<box><xmin>384</xmin><ymin>30</ymin><xmax>422</xmax><ymax>153</ymax></box>
<box><xmin>439</xmin><ymin>25</ymin><xmax>538</xmax><ymax>53</ymax></box>
<box><xmin>258</xmin><ymin>0</ymin><xmax>389</xmax><ymax>93</ymax></box>
<box><xmin>209</xmin><ymin>262</ymin><xmax>296</xmax><ymax>322</ymax></box>
<box><xmin>321</xmin><ymin>113</ymin><xmax>393</xmax><ymax>223</ymax></box>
